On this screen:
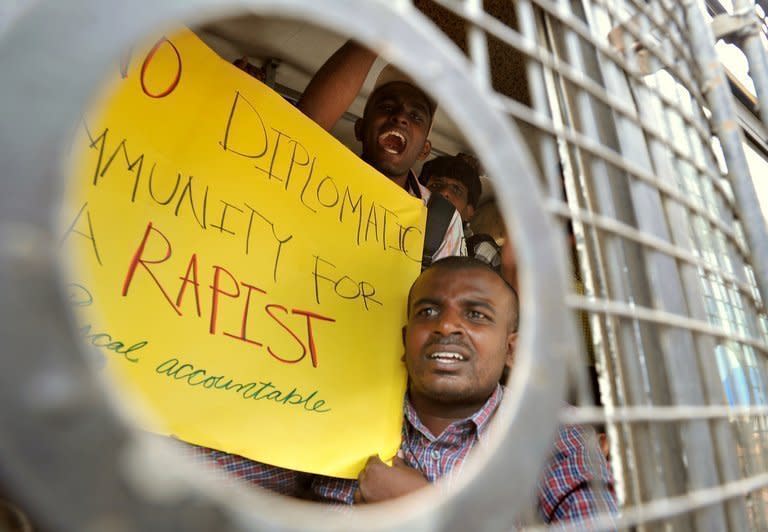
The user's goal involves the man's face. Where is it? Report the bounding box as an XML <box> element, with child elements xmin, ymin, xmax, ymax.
<box><xmin>427</xmin><ymin>175</ymin><xmax>475</xmax><ymax>222</ymax></box>
<box><xmin>356</xmin><ymin>82</ymin><xmax>432</xmax><ymax>180</ymax></box>
<box><xmin>404</xmin><ymin>266</ymin><xmax>517</xmax><ymax>408</ymax></box>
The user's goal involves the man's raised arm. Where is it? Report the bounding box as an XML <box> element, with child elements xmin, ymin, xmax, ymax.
<box><xmin>297</xmin><ymin>40</ymin><xmax>377</xmax><ymax>132</ymax></box>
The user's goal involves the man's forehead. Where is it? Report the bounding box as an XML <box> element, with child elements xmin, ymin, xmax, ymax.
<box><xmin>370</xmin><ymin>82</ymin><xmax>431</xmax><ymax>112</ymax></box>
<box><xmin>430</xmin><ymin>175</ymin><xmax>468</xmax><ymax>189</ymax></box>
<box><xmin>412</xmin><ymin>266</ymin><xmax>508</xmax><ymax>301</ymax></box>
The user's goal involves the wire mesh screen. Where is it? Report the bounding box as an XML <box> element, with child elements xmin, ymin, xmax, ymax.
<box><xmin>413</xmin><ymin>0</ymin><xmax>768</xmax><ymax>529</ymax></box>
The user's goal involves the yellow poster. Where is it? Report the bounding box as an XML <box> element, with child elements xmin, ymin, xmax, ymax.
<box><xmin>61</xmin><ymin>28</ymin><xmax>424</xmax><ymax>478</ymax></box>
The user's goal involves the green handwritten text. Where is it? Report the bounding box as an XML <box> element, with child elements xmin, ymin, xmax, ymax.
<box><xmin>155</xmin><ymin>357</ymin><xmax>331</xmax><ymax>413</ymax></box>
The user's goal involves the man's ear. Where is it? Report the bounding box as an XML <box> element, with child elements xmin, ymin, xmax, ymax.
<box><xmin>417</xmin><ymin>139</ymin><xmax>432</xmax><ymax>161</ymax></box>
<box><xmin>504</xmin><ymin>332</ymin><xmax>518</xmax><ymax>371</ymax></box>
<box><xmin>401</xmin><ymin>325</ymin><xmax>407</xmax><ymax>362</ymax></box>
<box><xmin>354</xmin><ymin>118</ymin><xmax>364</xmax><ymax>142</ymax></box>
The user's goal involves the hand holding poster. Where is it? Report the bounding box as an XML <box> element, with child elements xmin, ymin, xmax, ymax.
<box><xmin>61</xmin><ymin>28</ymin><xmax>426</xmax><ymax>478</ymax></box>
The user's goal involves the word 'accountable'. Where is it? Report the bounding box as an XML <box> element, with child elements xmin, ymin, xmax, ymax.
<box><xmin>156</xmin><ymin>357</ymin><xmax>331</xmax><ymax>413</ymax></box>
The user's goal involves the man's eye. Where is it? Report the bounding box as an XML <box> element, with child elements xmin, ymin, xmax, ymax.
<box><xmin>452</xmin><ymin>185</ymin><xmax>464</xmax><ymax>196</ymax></box>
<box><xmin>467</xmin><ymin>310</ymin><xmax>488</xmax><ymax>320</ymax></box>
<box><xmin>417</xmin><ymin>307</ymin><xmax>437</xmax><ymax>317</ymax></box>
<box><xmin>410</xmin><ymin>111</ymin><xmax>424</xmax><ymax>123</ymax></box>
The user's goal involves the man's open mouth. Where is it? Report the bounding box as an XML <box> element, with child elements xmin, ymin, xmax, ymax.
<box><xmin>378</xmin><ymin>130</ymin><xmax>407</xmax><ymax>155</ymax></box>
<box><xmin>427</xmin><ymin>351</ymin><xmax>467</xmax><ymax>363</ymax></box>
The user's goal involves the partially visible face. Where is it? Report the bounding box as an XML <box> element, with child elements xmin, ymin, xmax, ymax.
<box><xmin>356</xmin><ymin>82</ymin><xmax>432</xmax><ymax>180</ymax></box>
<box><xmin>404</xmin><ymin>266</ymin><xmax>517</xmax><ymax>408</ymax></box>
<box><xmin>426</xmin><ymin>175</ymin><xmax>475</xmax><ymax>222</ymax></box>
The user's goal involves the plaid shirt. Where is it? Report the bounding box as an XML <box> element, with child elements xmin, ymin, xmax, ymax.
<box><xmin>190</xmin><ymin>385</ymin><xmax>616</xmax><ymax>524</ymax></box>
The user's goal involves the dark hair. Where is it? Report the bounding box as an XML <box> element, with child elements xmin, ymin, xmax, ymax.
<box><xmin>408</xmin><ymin>256</ymin><xmax>519</xmax><ymax>332</ymax></box>
<box><xmin>419</xmin><ymin>155</ymin><xmax>482</xmax><ymax>209</ymax></box>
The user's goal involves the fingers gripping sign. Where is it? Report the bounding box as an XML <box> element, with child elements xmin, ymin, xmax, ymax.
<box><xmin>354</xmin><ymin>455</ymin><xmax>429</xmax><ymax>504</ymax></box>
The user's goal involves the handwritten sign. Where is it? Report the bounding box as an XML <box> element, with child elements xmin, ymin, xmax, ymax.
<box><xmin>60</xmin><ymin>28</ymin><xmax>425</xmax><ymax>478</ymax></box>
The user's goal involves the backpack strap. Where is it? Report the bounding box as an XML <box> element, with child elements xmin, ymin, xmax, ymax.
<box><xmin>406</xmin><ymin>172</ymin><xmax>422</xmax><ymax>199</ymax></box>
<box><xmin>422</xmin><ymin>193</ymin><xmax>457</xmax><ymax>270</ymax></box>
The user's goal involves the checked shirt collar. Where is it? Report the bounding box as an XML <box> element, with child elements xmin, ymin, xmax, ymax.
<box><xmin>403</xmin><ymin>384</ymin><xmax>504</xmax><ymax>442</ymax></box>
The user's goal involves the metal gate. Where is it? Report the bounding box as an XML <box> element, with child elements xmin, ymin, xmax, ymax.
<box><xmin>2</xmin><ymin>0</ymin><xmax>768</xmax><ymax>530</ymax></box>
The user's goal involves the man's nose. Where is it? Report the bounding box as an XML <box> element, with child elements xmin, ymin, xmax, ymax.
<box><xmin>389</xmin><ymin>106</ymin><xmax>409</xmax><ymax>125</ymax></box>
<box><xmin>435</xmin><ymin>308</ymin><xmax>463</xmax><ymax>335</ymax></box>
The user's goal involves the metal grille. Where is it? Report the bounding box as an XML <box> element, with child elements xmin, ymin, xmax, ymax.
<box><xmin>3</xmin><ymin>0</ymin><xmax>768</xmax><ymax>530</ymax></box>
<box><xmin>469</xmin><ymin>0</ymin><xmax>768</xmax><ymax>529</ymax></box>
